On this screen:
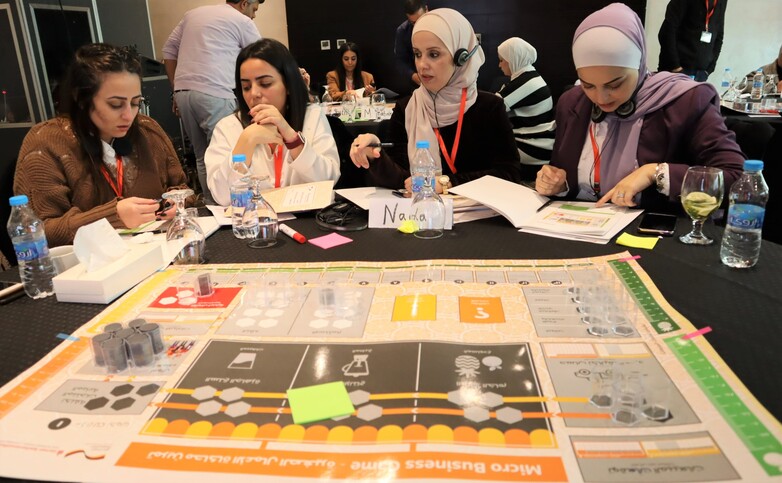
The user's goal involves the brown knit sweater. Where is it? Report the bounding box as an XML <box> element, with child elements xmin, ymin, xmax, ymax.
<box><xmin>14</xmin><ymin>115</ymin><xmax>189</xmax><ymax>247</ymax></box>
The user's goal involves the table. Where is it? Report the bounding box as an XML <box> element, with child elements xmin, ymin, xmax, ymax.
<box><xmin>1</xmin><ymin>214</ymin><xmax>780</xmax><ymax>424</ymax></box>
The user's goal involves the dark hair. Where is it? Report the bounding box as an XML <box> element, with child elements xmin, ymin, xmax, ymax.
<box><xmin>234</xmin><ymin>39</ymin><xmax>308</xmax><ymax>131</ymax></box>
<box><xmin>58</xmin><ymin>43</ymin><xmax>150</xmax><ymax>201</ymax></box>
<box><xmin>403</xmin><ymin>0</ymin><xmax>427</xmax><ymax>15</ymax></box>
<box><xmin>334</xmin><ymin>42</ymin><xmax>367</xmax><ymax>92</ymax></box>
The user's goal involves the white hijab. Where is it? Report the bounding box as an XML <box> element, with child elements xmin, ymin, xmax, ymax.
<box><xmin>498</xmin><ymin>37</ymin><xmax>537</xmax><ymax>80</ymax></box>
<box><xmin>404</xmin><ymin>8</ymin><xmax>485</xmax><ymax>164</ymax></box>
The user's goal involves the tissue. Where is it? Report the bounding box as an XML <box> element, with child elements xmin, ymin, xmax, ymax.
<box><xmin>73</xmin><ymin>219</ymin><xmax>130</xmax><ymax>272</ymax></box>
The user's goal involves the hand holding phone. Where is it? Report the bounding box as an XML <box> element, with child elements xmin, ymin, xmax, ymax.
<box><xmin>638</xmin><ymin>212</ymin><xmax>677</xmax><ymax>236</ymax></box>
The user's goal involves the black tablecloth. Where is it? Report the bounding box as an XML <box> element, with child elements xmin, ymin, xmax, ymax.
<box><xmin>1</xmin><ymin>215</ymin><xmax>780</xmax><ymax>425</ymax></box>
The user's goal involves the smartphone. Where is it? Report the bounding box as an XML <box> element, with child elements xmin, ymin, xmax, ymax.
<box><xmin>154</xmin><ymin>198</ymin><xmax>171</xmax><ymax>216</ymax></box>
<box><xmin>638</xmin><ymin>212</ymin><xmax>677</xmax><ymax>236</ymax></box>
<box><xmin>0</xmin><ymin>281</ymin><xmax>25</xmax><ymax>304</ymax></box>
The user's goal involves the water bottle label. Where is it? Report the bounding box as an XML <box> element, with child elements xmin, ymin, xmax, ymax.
<box><xmin>411</xmin><ymin>176</ymin><xmax>425</xmax><ymax>193</ymax></box>
<box><xmin>727</xmin><ymin>204</ymin><xmax>765</xmax><ymax>230</ymax></box>
<box><xmin>14</xmin><ymin>238</ymin><xmax>49</xmax><ymax>262</ymax></box>
<box><xmin>230</xmin><ymin>189</ymin><xmax>251</xmax><ymax>208</ymax></box>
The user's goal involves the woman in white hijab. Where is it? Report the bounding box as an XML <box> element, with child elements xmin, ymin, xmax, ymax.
<box><xmin>349</xmin><ymin>8</ymin><xmax>521</xmax><ymax>193</ymax></box>
<box><xmin>496</xmin><ymin>37</ymin><xmax>556</xmax><ymax>178</ymax></box>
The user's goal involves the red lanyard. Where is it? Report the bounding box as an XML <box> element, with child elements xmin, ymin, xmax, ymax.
<box><xmin>704</xmin><ymin>0</ymin><xmax>717</xmax><ymax>31</ymax></box>
<box><xmin>589</xmin><ymin>123</ymin><xmax>601</xmax><ymax>196</ymax></box>
<box><xmin>269</xmin><ymin>144</ymin><xmax>283</xmax><ymax>188</ymax></box>
<box><xmin>100</xmin><ymin>154</ymin><xmax>124</xmax><ymax>197</ymax></box>
<box><xmin>433</xmin><ymin>88</ymin><xmax>467</xmax><ymax>174</ymax></box>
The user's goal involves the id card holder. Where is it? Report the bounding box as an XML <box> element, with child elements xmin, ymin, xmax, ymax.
<box><xmin>700</xmin><ymin>31</ymin><xmax>713</xmax><ymax>43</ymax></box>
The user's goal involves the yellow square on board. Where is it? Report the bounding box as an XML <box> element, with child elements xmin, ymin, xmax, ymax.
<box><xmin>392</xmin><ymin>294</ymin><xmax>437</xmax><ymax>321</ymax></box>
<box><xmin>459</xmin><ymin>297</ymin><xmax>506</xmax><ymax>323</ymax></box>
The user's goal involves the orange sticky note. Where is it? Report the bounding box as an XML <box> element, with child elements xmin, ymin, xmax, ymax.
<box><xmin>392</xmin><ymin>294</ymin><xmax>436</xmax><ymax>321</ymax></box>
<box><xmin>459</xmin><ymin>297</ymin><xmax>506</xmax><ymax>324</ymax></box>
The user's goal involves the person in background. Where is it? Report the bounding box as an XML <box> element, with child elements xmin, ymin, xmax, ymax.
<box><xmin>657</xmin><ymin>0</ymin><xmax>727</xmax><ymax>82</ymax></box>
<box><xmin>536</xmin><ymin>3</ymin><xmax>743</xmax><ymax>211</ymax></box>
<box><xmin>163</xmin><ymin>0</ymin><xmax>263</xmax><ymax>205</ymax></box>
<box><xmin>350</xmin><ymin>8</ymin><xmax>521</xmax><ymax>192</ymax></box>
<box><xmin>14</xmin><ymin>44</ymin><xmax>189</xmax><ymax>247</ymax></box>
<box><xmin>205</xmin><ymin>39</ymin><xmax>340</xmax><ymax>206</ymax></box>
<box><xmin>394</xmin><ymin>0</ymin><xmax>428</xmax><ymax>91</ymax></box>
<box><xmin>757</xmin><ymin>43</ymin><xmax>782</xmax><ymax>92</ymax></box>
<box><xmin>496</xmin><ymin>37</ymin><xmax>555</xmax><ymax>180</ymax></box>
<box><xmin>326</xmin><ymin>42</ymin><xmax>376</xmax><ymax>101</ymax></box>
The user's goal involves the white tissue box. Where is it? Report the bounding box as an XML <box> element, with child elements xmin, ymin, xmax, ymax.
<box><xmin>53</xmin><ymin>241</ymin><xmax>167</xmax><ymax>304</ymax></box>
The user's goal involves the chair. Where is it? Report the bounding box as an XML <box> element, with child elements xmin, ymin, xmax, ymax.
<box><xmin>0</xmin><ymin>156</ymin><xmax>17</xmax><ymax>266</ymax></box>
<box><xmin>327</xmin><ymin>115</ymin><xmax>368</xmax><ymax>189</ymax></box>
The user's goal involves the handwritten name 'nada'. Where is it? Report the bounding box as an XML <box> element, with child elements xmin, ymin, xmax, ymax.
<box><xmin>384</xmin><ymin>204</ymin><xmax>428</xmax><ymax>224</ymax></box>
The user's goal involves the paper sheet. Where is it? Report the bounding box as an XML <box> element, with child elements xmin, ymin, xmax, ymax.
<box><xmin>448</xmin><ymin>176</ymin><xmax>548</xmax><ymax>227</ymax></box>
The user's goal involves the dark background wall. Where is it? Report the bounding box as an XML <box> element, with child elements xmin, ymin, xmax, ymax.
<box><xmin>286</xmin><ymin>0</ymin><xmax>646</xmax><ymax>100</ymax></box>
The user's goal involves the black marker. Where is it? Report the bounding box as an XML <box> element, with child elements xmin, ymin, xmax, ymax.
<box><xmin>367</xmin><ymin>142</ymin><xmax>394</xmax><ymax>148</ymax></box>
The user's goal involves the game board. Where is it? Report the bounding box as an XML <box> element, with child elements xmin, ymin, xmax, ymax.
<box><xmin>0</xmin><ymin>253</ymin><xmax>780</xmax><ymax>482</ymax></box>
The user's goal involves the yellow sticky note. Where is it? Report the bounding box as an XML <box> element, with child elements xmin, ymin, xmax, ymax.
<box><xmin>616</xmin><ymin>232</ymin><xmax>659</xmax><ymax>250</ymax></box>
<box><xmin>392</xmin><ymin>294</ymin><xmax>437</xmax><ymax>321</ymax></box>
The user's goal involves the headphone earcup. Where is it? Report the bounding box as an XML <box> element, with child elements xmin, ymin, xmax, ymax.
<box><xmin>590</xmin><ymin>104</ymin><xmax>606</xmax><ymax>123</ymax></box>
<box><xmin>615</xmin><ymin>99</ymin><xmax>636</xmax><ymax>118</ymax></box>
<box><xmin>453</xmin><ymin>48</ymin><xmax>468</xmax><ymax>67</ymax></box>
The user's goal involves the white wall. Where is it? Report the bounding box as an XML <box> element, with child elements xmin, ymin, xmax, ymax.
<box><xmin>645</xmin><ymin>0</ymin><xmax>782</xmax><ymax>88</ymax></box>
<box><xmin>147</xmin><ymin>0</ymin><xmax>288</xmax><ymax>60</ymax></box>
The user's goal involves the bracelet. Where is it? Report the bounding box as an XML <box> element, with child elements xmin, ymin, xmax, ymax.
<box><xmin>655</xmin><ymin>163</ymin><xmax>667</xmax><ymax>192</ymax></box>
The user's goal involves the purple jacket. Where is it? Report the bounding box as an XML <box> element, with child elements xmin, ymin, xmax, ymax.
<box><xmin>551</xmin><ymin>84</ymin><xmax>744</xmax><ymax>210</ymax></box>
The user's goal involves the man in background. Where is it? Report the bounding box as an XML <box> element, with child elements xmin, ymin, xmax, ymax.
<box><xmin>163</xmin><ymin>0</ymin><xmax>262</xmax><ymax>205</ymax></box>
<box><xmin>394</xmin><ymin>0</ymin><xmax>427</xmax><ymax>92</ymax></box>
<box><xmin>658</xmin><ymin>0</ymin><xmax>727</xmax><ymax>82</ymax></box>
<box><xmin>759</xmin><ymin>43</ymin><xmax>782</xmax><ymax>92</ymax></box>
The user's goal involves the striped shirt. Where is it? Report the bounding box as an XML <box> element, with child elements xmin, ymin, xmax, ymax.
<box><xmin>497</xmin><ymin>71</ymin><xmax>556</xmax><ymax>165</ymax></box>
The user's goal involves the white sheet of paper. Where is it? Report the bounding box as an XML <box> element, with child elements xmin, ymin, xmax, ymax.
<box><xmin>262</xmin><ymin>180</ymin><xmax>334</xmax><ymax>213</ymax></box>
<box><xmin>336</xmin><ymin>187</ymin><xmax>395</xmax><ymax>210</ymax></box>
<box><xmin>448</xmin><ymin>175</ymin><xmax>548</xmax><ymax>228</ymax></box>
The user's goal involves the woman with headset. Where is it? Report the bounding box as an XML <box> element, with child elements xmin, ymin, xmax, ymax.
<box><xmin>536</xmin><ymin>3</ymin><xmax>743</xmax><ymax>210</ymax></box>
<box><xmin>350</xmin><ymin>8</ymin><xmax>521</xmax><ymax>193</ymax></box>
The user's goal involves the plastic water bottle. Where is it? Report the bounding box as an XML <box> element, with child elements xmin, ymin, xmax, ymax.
<box><xmin>720</xmin><ymin>68</ymin><xmax>732</xmax><ymax>91</ymax></box>
<box><xmin>720</xmin><ymin>160</ymin><xmax>769</xmax><ymax>268</ymax></box>
<box><xmin>229</xmin><ymin>154</ymin><xmax>251</xmax><ymax>239</ymax></box>
<box><xmin>409</xmin><ymin>140</ymin><xmax>440</xmax><ymax>193</ymax></box>
<box><xmin>7</xmin><ymin>195</ymin><xmax>56</xmax><ymax>299</ymax></box>
<box><xmin>750</xmin><ymin>69</ymin><xmax>764</xmax><ymax>101</ymax></box>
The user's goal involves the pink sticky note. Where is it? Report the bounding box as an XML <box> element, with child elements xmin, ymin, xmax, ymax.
<box><xmin>309</xmin><ymin>232</ymin><xmax>353</xmax><ymax>249</ymax></box>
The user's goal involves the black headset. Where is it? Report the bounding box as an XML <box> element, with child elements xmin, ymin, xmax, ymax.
<box><xmin>453</xmin><ymin>44</ymin><xmax>479</xmax><ymax>67</ymax></box>
<box><xmin>590</xmin><ymin>98</ymin><xmax>636</xmax><ymax>123</ymax></box>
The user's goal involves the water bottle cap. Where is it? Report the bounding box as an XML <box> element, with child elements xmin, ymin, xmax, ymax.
<box><xmin>232</xmin><ymin>154</ymin><xmax>247</xmax><ymax>163</ymax></box>
<box><xmin>744</xmin><ymin>160</ymin><xmax>763</xmax><ymax>172</ymax></box>
<box><xmin>9</xmin><ymin>195</ymin><xmax>28</xmax><ymax>206</ymax></box>
<box><xmin>415</xmin><ymin>140</ymin><xmax>430</xmax><ymax>149</ymax></box>
<box><xmin>725</xmin><ymin>68</ymin><xmax>731</xmax><ymax>71</ymax></box>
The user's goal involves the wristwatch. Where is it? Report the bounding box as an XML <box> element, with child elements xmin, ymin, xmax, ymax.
<box><xmin>439</xmin><ymin>175</ymin><xmax>451</xmax><ymax>195</ymax></box>
<box><xmin>284</xmin><ymin>131</ymin><xmax>305</xmax><ymax>150</ymax></box>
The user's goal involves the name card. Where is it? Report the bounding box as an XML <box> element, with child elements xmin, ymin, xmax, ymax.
<box><xmin>368</xmin><ymin>196</ymin><xmax>454</xmax><ymax>229</ymax></box>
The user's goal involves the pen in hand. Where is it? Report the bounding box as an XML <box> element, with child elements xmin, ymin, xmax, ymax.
<box><xmin>366</xmin><ymin>142</ymin><xmax>394</xmax><ymax>148</ymax></box>
<box><xmin>536</xmin><ymin>199</ymin><xmax>555</xmax><ymax>213</ymax></box>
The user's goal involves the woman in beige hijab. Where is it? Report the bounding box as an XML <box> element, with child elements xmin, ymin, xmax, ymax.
<box><xmin>349</xmin><ymin>8</ymin><xmax>521</xmax><ymax>192</ymax></box>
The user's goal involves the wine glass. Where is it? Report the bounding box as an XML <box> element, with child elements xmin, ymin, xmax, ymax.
<box><xmin>679</xmin><ymin>166</ymin><xmax>724</xmax><ymax>245</ymax></box>
<box><xmin>371</xmin><ymin>92</ymin><xmax>386</xmax><ymax>118</ymax></box>
<box><xmin>244</xmin><ymin>175</ymin><xmax>278</xmax><ymax>249</ymax></box>
<box><xmin>411</xmin><ymin>172</ymin><xmax>445</xmax><ymax>239</ymax></box>
<box><xmin>162</xmin><ymin>189</ymin><xmax>205</xmax><ymax>264</ymax></box>
<box><xmin>341</xmin><ymin>92</ymin><xmax>357</xmax><ymax>122</ymax></box>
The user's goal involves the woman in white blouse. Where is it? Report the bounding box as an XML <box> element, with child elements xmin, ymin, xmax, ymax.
<box><xmin>205</xmin><ymin>39</ymin><xmax>340</xmax><ymax>206</ymax></box>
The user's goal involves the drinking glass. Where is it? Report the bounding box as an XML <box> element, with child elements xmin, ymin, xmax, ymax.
<box><xmin>341</xmin><ymin>92</ymin><xmax>357</xmax><ymax>122</ymax></box>
<box><xmin>244</xmin><ymin>175</ymin><xmax>278</xmax><ymax>248</ymax></box>
<box><xmin>371</xmin><ymin>92</ymin><xmax>386</xmax><ymax>118</ymax></box>
<box><xmin>679</xmin><ymin>166</ymin><xmax>723</xmax><ymax>245</ymax></box>
<box><xmin>163</xmin><ymin>189</ymin><xmax>205</xmax><ymax>264</ymax></box>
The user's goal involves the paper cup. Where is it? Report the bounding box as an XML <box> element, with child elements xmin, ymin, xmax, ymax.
<box><xmin>50</xmin><ymin>245</ymin><xmax>78</xmax><ymax>274</ymax></box>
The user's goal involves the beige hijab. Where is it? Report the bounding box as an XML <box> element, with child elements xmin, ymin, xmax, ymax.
<box><xmin>498</xmin><ymin>37</ymin><xmax>537</xmax><ymax>80</ymax></box>
<box><xmin>404</xmin><ymin>8</ymin><xmax>485</xmax><ymax>163</ymax></box>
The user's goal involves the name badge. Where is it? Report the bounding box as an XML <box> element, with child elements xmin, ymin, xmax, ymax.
<box><xmin>700</xmin><ymin>31</ymin><xmax>713</xmax><ymax>43</ymax></box>
<box><xmin>369</xmin><ymin>196</ymin><xmax>453</xmax><ymax>229</ymax></box>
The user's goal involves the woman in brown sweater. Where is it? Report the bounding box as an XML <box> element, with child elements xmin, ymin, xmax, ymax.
<box><xmin>14</xmin><ymin>44</ymin><xmax>189</xmax><ymax>247</ymax></box>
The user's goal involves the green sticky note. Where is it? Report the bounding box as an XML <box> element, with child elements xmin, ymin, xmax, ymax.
<box><xmin>616</xmin><ymin>232</ymin><xmax>659</xmax><ymax>250</ymax></box>
<box><xmin>287</xmin><ymin>382</ymin><xmax>355</xmax><ymax>424</ymax></box>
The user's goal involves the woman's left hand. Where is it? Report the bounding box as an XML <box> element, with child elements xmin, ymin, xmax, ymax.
<box><xmin>249</xmin><ymin>103</ymin><xmax>297</xmax><ymax>143</ymax></box>
<box><xmin>596</xmin><ymin>164</ymin><xmax>657</xmax><ymax>207</ymax></box>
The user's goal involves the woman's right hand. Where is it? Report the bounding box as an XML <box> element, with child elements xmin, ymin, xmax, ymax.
<box><xmin>535</xmin><ymin>165</ymin><xmax>567</xmax><ymax>196</ymax></box>
<box><xmin>350</xmin><ymin>133</ymin><xmax>382</xmax><ymax>169</ymax></box>
<box><xmin>117</xmin><ymin>197</ymin><xmax>159</xmax><ymax>228</ymax></box>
